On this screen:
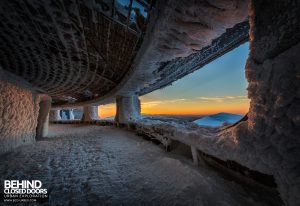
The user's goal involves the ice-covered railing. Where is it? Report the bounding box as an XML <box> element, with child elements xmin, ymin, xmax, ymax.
<box><xmin>132</xmin><ymin>118</ymin><xmax>252</xmax><ymax>169</ymax></box>
<box><xmin>131</xmin><ymin>118</ymin><xmax>278</xmax><ymax>188</ymax></box>
<box><xmin>50</xmin><ymin>119</ymin><xmax>115</xmax><ymax>126</ymax></box>
<box><xmin>133</xmin><ymin>119</ymin><xmax>219</xmax><ymax>149</ymax></box>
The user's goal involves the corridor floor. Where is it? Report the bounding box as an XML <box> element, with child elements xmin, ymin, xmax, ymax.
<box><xmin>0</xmin><ymin>124</ymin><xmax>280</xmax><ymax>206</ymax></box>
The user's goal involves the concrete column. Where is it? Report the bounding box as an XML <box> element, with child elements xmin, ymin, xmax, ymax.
<box><xmin>36</xmin><ymin>97</ymin><xmax>51</xmax><ymax>139</ymax></box>
<box><xmin>49</xmin><ymin>109</ymin><xmax>61</xmax><ymax>121</ymax></box>
<box><xmin>60</xmin><ymin>110</ymin><xmax>66</xmax><ymax>119</ymax></box>
<box><xmin>69</xmin><ymin>109</ymin><xmax>74</xmax><ymax>120</ymax></box>
<box><xmin>115</xmin><ymin>95</ymin><xmax>141</xmax><ymax>124</ymax></box>
<box><xmin>242</xmin><ymin>1</ymin><xmax>300</xmax><ymax>205</ymax></box>
<box><xmin>81</xmin><ymin>105</ymin><xmax>99</xmax><ymax>122</ymax></box>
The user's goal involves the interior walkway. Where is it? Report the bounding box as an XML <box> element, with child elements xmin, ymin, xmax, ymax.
<box><xmin>0</xmin><ymin>124</ymin><xmax>280</xmax><ymax>206</ymax></box>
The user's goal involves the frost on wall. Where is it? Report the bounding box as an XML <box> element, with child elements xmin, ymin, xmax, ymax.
<box><xmin>134</xmin><ymin>40</ymin><xmax>300</xmax><ymax>204</ymax></box>
<box><xmin>0</xmin><ymin>81</ymin><xmax>39</xmax><ymax>154</ymax></box>
<box><xmin>134</xmin><ymin>1</ymin><xmax>300</xmax><ymax>205</ymax></box>
<box><xmin>242</xmin><ymin>1</ymin><xmax>300</xmax><ymax>205</ymax></box>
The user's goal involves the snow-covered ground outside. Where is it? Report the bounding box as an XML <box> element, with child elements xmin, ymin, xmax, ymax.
<box><xmin>139</xmin><ymin>113</ymin><xmax>243</xmax><ymax>127</ymax></box>
<box><xmin>193</xmin><ymin>112</ymin><xmax>243</xmax><ymax>127</ymax></box>
<box><xmin>102</xmin><ymin>116</ymin><xmax>115</xmax><ymax>120</ymax></box>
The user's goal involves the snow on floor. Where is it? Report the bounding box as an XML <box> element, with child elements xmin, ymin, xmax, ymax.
<box><xmin>193</xmin><ymin>112</ymin><xmax>243</xmax><ymax>127</ymax></box>
<box><xmin>0</xmin><ymin>124</ymin><xmax>279</xmax><ymax>206</ymax></box>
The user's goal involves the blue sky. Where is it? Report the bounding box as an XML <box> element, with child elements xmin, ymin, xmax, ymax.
<box><xmin>139</xmin><ymin>42</ymin><xmax>250</xmax><ymax>115</ymax></box>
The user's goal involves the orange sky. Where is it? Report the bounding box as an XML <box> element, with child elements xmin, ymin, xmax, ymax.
<box><xmin>140</xmin><ymin>95</ymin><xmax>250</xmax><ymax>116</ymax></box>
<box><xmin>98</xmin><ymin>96</ymin><xmax>250</xmax><ymax>118</ymax></box>
<box><xmin>98</xmin><ymin>103</ymin><xmax>116</xmax><ymax>118</ymax></box>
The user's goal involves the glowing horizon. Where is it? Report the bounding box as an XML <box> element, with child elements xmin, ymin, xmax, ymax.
<box><xmin>140</xmin><ymin>95</ymin><xmax>249</xmax><ymax>116</ymax></box>
<box><xmin>98</xmin><ymin>103</ymin><xmax>116</xmax><ymax>118</ymax></box>
<box><xmin>99</xmin><ymin>43</ymin><xmax>250</xmax><ymax>118</ymax></box>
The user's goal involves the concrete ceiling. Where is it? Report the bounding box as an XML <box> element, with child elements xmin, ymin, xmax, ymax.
<box><xmin>0</xmin><ymin>0</ymin><xmax>152</xmax><ymax>105</ymax></box>
<box><xmin>0</xmin><ymin>0</ymin><xmax>248</xmax><ymax>107</ymax></box>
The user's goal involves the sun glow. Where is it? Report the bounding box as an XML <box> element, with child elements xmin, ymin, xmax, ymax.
<box><xmin>140</xmin><ymin>96</ymin><xmax>250</xmax><ymax>115</ymax></box>
<box><xmin>98</xmin><ymin>103</ymin><xmax>116</xmax><ymax>118</ymax></box>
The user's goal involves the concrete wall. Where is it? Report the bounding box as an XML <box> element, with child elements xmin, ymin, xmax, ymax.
<box><xmin>0</xmin><ymin>81</ymin><xmax>39</xmax><ymax>154</ymax></box>
<box><xmin>215</xmin><ymin>1</ymin><xmax>300</xmax><ymax>204</ymax></box>
<box><xmin>244</xmin><ymin>1</ymin><xmax>300</xmax><ymax>204</ymax></box>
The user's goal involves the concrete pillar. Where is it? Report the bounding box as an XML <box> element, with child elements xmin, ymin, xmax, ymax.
<box><xmin>36</xmin><ymin>97</ymin><xmax>51</xmax><ymax>139</ymax></box>
<box><xmin>81</xmin><ymin>105</ymin><xmax>99</xmax><ymax>122</ymax></box>
<box><xmin>69</xmin><ymin>109</ymin><xmax>74</xmax><ymax>120</ymax></box>
<box><xmin>60</xmin><ymin>110</ymin><xmax>66</xmax><ymax>119</ymax></box>
<box><xmin>115</xmin><ymin>95</ymin><xmax>141</xmax><ymax>124</ymax></box>
<box><xmin>49</xmin><ymin>109</ymin><xmax>61</xmax><ymax>121</ymax></box>
<box><xmin>243</xmin><ymin>1</ymin><xmax>300</xmax><ymax>205</ymax></box>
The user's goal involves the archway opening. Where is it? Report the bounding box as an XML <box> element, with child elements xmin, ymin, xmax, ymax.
<box><xmin>140</xmin><ymin>42</ymin><xmax>250</xmax><ymax>127</ymax></box>
<box><xmin>99</xmin><ymin>103</ymin><xmax>116</xmax><ymax>120</ymax></box>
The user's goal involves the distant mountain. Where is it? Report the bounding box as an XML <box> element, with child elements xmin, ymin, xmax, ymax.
<box><xmin>103</xmin><ymin>116</ymin><xmax>115</xmax><ymax>120</ymax></box>
<box><xmin>193</xmin><ymin>112</ymin><xmax>243</xmax><ymax>127</ymax></box>
<box><xmin>141</xmin><ymin>114</ymin><xmax>203</xmax><ymax>123</ymax></box>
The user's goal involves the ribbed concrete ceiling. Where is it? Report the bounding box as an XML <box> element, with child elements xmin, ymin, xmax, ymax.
<box><xmin>0</xmin><ymin>0</ymin><xmax>152</xmax><ymax>105</ymax></box>
<box><xmin>0</xmin><ymin>0</ymin><xmax>248</xmax><ymax>107</ymax></box>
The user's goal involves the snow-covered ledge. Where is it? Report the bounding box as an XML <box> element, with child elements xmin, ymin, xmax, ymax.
<box><xmin>81</xmin><ymin>105</ymin><xmax>100</xmax><ymax>122</ymax></box>
<box><xmin>115</xmin><ymin>95</ymin><xmax>141</xmax><ymax>124</ymax></box>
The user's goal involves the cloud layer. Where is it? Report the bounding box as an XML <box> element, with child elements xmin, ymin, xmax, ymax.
<box><xmin>197</xmin><ymin>96</ymin><xmax>248</xmax><ymax>102</ymax></box>
<box><xmin>141</xmin><ymin>99</ymin><xmax>186</xmax><ymax>108</ymax></box>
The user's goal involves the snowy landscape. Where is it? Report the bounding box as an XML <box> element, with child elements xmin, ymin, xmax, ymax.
<box><xmin>140</xmin><ymin>112</ymin><xmax>243</xmax><ymax>127</ymax></box>
<box><xmin>193</xmin><ymin>112</ymin><xmax>243</xmax><ymax>127</ymax></box>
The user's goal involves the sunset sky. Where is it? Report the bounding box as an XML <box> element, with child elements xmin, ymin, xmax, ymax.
<box><xmin>99</xmin><ymin>43</ymin><xmax>250</xmax><ymax>118</ymax></box>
